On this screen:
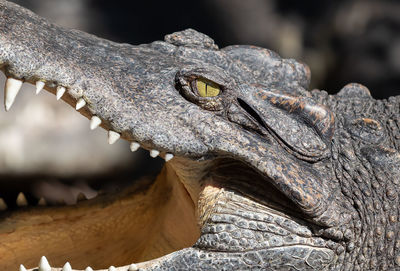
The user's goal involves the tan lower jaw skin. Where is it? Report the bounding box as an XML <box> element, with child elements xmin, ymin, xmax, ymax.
<box><xmin>3</xmin><ymin>164</ymin><xmax>200</xmax><ymax>271</ymax></box>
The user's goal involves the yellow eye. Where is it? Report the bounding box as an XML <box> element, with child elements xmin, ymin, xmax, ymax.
<box><xmin>196</xmin><ymin>79</ymin><xmax>220</xmax><ymax>97</ymax></box>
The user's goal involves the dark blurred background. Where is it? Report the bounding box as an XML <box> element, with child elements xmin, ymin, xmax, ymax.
<box><xmin>0</xmin><ymin>0</ymin><xmax>398</xmax><ymax>204</ymax></box>
<box><xmin>12</xmin><ymin>0</ymin><xmax>400</xmax><ymax>98</ymax></box>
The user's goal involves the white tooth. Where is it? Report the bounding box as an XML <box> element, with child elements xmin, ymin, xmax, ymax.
<box><xmin>0</xmin><ymin>198</ymin><xmax>7</xmax><ymax>211</ymax></box>
<box><xmin>19</xmin><ymin>264</ymin><xmax>27</xmax><ymax>271</ymax></box>
<box><xmin>129</xmin><ymin>264</ymin><xmax>138</xmax><ymax>271</ymax></box>
<box><xmin>130</xmin><ymin>142</ymin><xmax>140</xmax><ymax>152</ymax></box>
<box><xmin>38</xmin><ymin>256</ymin><xmax>51</xmax><ymax>271</ymax></box>
<box><xmin>90</xmin><ymin>116</ymin><xmax>102</xmax><ymax>130</ymax></box>
<box><xmin>38</xmin><ymin>197</ymin><xmax>47</xmax><ymax>206</ymax></box>
<box><xmin>85</xmin><ymin>267</ymin><xmax>94</xmax><ymax>271</ymax></box>
<box><xmin>150</xmin><ymin>149</ymin><xmax>160</xmax><ymax>158</ymax></box>
<box><xmin>165</xmin><ymin>153</ymin><xmax>174</xmax><ymax>162</ymax></box>
<box><xmin>35</xmin><ymin>81</ymin><xmax>45</xmax><ymax>94</ymax></box>
<box><xmin>62</xmin><ymin>262</ymin><xmax>72</xmax><ymax>271</ymax></box>
<box><xmin>56</xmin><ymin>86</ymin><xmax>66</xmax><ymax>100</ymax></box>
<box><xmin>4</xmin><ymin>78</ymin><xmax>23</xmax><ymax>111</ymax></box>
<box><xmin>108</xmin><ymin>266</ymin><xmax>116</xmax><ymax>271</ymax></box>
<box><xmin>108</xmin><ymin>131</ymin><xmax>120</xmax><ymax>144</ymax></box>
<box><xmin>75</xmin><ymin>98</ymin><xmax>86</xmax><ymax>110</ymax></box>
<box><xmin>16</xmin><ymin>192</ymin><xmax>28</xmax><ymax>207</ymax></box>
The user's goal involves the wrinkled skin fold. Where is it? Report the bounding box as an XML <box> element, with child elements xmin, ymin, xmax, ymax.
<box><xmin>0</xmin><ymin>1</ymin><xmax>399</xmax><ymax>270</ymax></box>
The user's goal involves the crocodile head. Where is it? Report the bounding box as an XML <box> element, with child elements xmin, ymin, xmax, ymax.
<box><xmin>0</xmin><ymin>1</ymin><xmax>399</xmax><ymax>271</ymax></box>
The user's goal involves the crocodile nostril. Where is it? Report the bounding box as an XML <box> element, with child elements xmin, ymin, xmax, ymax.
<box><xmin>237</xmin><ymin>98</ymin><xmax>267</xmax><ymax>130</ymax></box>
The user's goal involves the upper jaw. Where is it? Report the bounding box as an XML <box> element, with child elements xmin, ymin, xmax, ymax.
<box><xmin>0</xmin><ymin>3</ymin><xmax>209</xmax><ymax>161</ymax></box>
<box><xmin>0</xmin><ymin>1</ymin><xmax>319</xmax><ymax>164</ymax></box>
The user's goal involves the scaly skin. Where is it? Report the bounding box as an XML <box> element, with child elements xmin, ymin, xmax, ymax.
<box><xmin>0</xmin><ymin>1</ymin><xmax>399</xmax><ymax>270</ymax></box>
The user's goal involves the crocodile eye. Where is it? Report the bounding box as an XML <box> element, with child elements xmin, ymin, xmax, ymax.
<box><xmin>194</xmin><ymin>79</ymin><xmax>220</xmax><ymax>97</ymax></box>
<box><xmin>175</xmin><ymin>67</ymin><xmax>228</xmax><ymax>111</ymax></box>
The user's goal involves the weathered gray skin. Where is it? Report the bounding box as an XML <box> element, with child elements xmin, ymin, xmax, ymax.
<box><xmin>0</xmin><ymin>1</ymin><xmax>399</xmax><ymax>270</ymax></box>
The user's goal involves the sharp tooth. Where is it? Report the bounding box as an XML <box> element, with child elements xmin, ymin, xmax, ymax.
<box><xmin>56</xmin><ymin>86</ymin><xmax>66</xmax><ymax>100</ymax></box>
<box><xmin>35</xmin><ymin>81</ymin><xmax>45</xmax><ymax>94</ymax></box>
<box><xmin>38</xmin><ymin>256</ymin><xmax>51</xmax><ymax>271</ymax></box>
<box><xmin>108</xmin><ymin>266</ymin><xmax>116</xmax><ymax>271</ymax></box>
<box><xmin>150</xmin><ymin>149</ymin><xmax>160</xmax><ymax>158</ymax></box>
<box><xmin>19</xmin><ymin>264</ymin><xmax>27</xmax><ymax>271</ymax></box>
<box><xmin>38</xmin><ymin>197</ymin><xmax>47</xmax><ymax>206</ymax></box>
<box><xmin>130</xmin><ymin>142</ymin><xmax>140</xmax><ymax>152</ymax></box>
<box><xmin>0</xmin><ymin>198</ymin><xmax>7</xmax><ymax>211</ymax></box>
<box><xmin>4</xmin><ymin>78</ymin><xmax>23</xmax><ymax>111</ymax></box>
<box><xmin>85</xmin><ymin>267</ymin><xmax>94</xmax><ymax>271</ymax></box>
<box><xmin>129</xmin><ymin>264</ymin><xmax>138</xmax><ymax>271</ymax></box>
<box><xmin>76</xmin><ymin>98</ymin><xmax>86</xmax><ymax>110</ymax></box>
<box><xmin>77</xmin><ymin>192</ymin><xmax>87</xmax><ymax>202</ymax></box>
<box><xmin>90</xmin><ymin>116</ymin><xmax>102</xmax><ymax>130</ymax></box>
<box><xmin>62</xmin><ymin>262</ymin><xmax>72</xmax><ymax>271</ymax></box>
<box><xmin>108</xmin><ymin>131</ymin><xmax>120</xmax><ymax>144</ymax></box>
<box><xmin>165</xmin><ymin>153</ymin><xmax>174</xmax><ymax>162</ymax></box>
<box><xmin>16</xmin><ymin>192</ymin><xmax>28</xmax><ymax>207</ymax></box>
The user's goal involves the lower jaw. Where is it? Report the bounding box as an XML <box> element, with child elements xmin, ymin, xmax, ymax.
<box><xmin>1</xmin><ymin>157</ymin><xmax>331</xmax><ymax>270</ymax></box>
<box><xmin>0</xmin><ymin>165</ymin><xmax>200</xmax><ymax>270</ymax></box>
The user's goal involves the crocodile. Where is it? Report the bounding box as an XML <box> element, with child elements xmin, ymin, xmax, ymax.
<box><xmin>0</xmin><ymin>1</ymin><xmax>399</xmax><ymax>270</ymax></box>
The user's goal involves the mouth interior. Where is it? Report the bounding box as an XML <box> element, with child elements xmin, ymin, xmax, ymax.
<box><xmin>0</xmin><ymin>162</ymin><xmax>160</xmax><ymax>210</ymax></box>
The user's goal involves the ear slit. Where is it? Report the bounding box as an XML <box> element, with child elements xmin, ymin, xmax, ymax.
<box><xmin>237</xmin><ymin>98</ymin><xmax>267</xmax><ymax>130</ymax></box>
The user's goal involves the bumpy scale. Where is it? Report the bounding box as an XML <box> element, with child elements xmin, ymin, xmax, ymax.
<box><xmin>0</xmin><ymin>1</ymin><xmax>399</xmax><ymax>270</ymax></box>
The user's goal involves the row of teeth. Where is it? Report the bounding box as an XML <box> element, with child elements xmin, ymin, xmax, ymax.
<box><xmin>0</xmin><ymin>191</ymin><xmax>92</xmax><ymax>211</ymax></box>
<box><xmin>4</xmin><ymin>77</ymin><xmax>174</xmax><ymax>162</ymax></box>
<box><xmin>6</xmin><ymin>78</ymin><xmax>147</xmax><ymax>270</ymax></box>
<box><xmin>20</xmin><ymin>256</ymin><xmax>139</xmax><ymax>271</ymax></box>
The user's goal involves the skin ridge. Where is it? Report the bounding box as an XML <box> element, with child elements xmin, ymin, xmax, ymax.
<box><xmin>0</xmin><ymin>1</ymin><xmax>399</xmax><ymax>270</ymax></box>
<box><xmin>323</xmin><ymin>89</ymin><xmax>400</xmax><ymax>270</ymax></box>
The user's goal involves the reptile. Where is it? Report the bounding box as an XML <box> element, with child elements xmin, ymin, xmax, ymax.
<box><xmin>0</xmin><ymin>1</ymin><xmax>399</xmax><ymax>270</ymax></box>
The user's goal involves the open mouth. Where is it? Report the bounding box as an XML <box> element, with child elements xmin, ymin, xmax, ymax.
<box><xmin>0</xmin><ymin>71</ymin><xmax>199</xmax><ymax>270</ymax></box>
